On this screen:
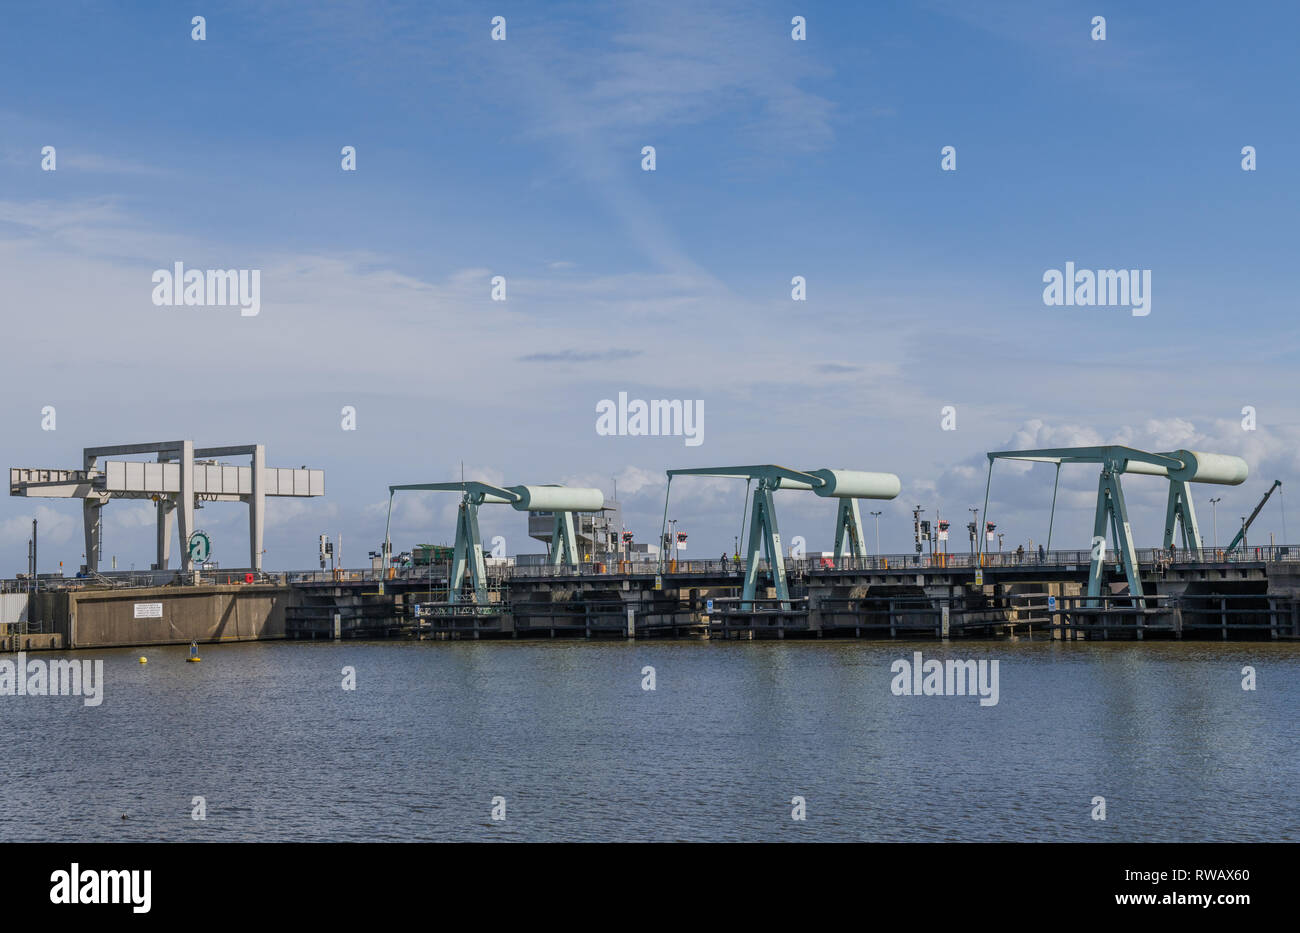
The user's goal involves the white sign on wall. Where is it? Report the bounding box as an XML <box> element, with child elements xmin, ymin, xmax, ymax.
<box><xmin>134</xmin><ymin>602</ymin><xmax>163</xmax><ymax>619</ymax></box>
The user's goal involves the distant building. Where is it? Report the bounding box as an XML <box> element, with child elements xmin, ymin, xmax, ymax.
<box><xmin>527</xmin><ymin>498</ymin><xmax>624</xmax><ymax>561</ymax></box>
<box><xmin>626</xmin><ymin>542</ymin><xmax>659</xmax><ymax>562</ymax></box>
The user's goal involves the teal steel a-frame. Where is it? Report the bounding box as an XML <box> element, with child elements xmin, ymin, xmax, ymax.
<box><xmin>662</xmin><ymin>465</ymin><xmax>853</xmax><ymax>611</ymax></box>
<box><xmin>550</xmin><ymin>509</ymin><xmax>579</xmax><ymax>566</ymax></box>
<box><xmin>833</xmin><ymin>497</ymin><xmax>866</xmax><ymax>562</ymax></box>
<box><xmin>1087</xmin><ymin>458</ymin><xmax>1145</xmax><ymax>604</ymax></box>
<box><xmin>663</xmin><ymin>466</ymin><xmax>821</xmax><ymax>609</ymax></box>
<box><xmin>1162</xmin><ymin>480</ymin><xmax>1200</xmax><ymax>552</ymax></box>
<box><xmin>740</xmin><ymin>477</ymin><xmax>790</xmax><ymax>609</ymax></box>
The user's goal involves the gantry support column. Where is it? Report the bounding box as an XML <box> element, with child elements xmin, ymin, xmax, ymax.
<box><xmin>81</xmin><ymin>448</ymin><xmax>102</xmax><ymax>573</ymax></box>
<box><xmin>155</xmin><ymin>497</ymin><xmax>176</xmax><ymax>569</ymax></box>
<box><xmin>249</xmin><ymin>444</ymin><xmax>265</xmax><ymax>572</ymax></box>
<box><xmin>82</xmin><ymin>500</ymin><xmax>103</xmax><ymax>574</ymax></box>
<box><xmin>177</xmin><ymin>441</ymin><xmax>195</xmax><ymax>572</ymax></box>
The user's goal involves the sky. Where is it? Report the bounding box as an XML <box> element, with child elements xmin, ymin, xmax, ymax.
<box><xmin>2</xmin><ymin>0</ymin><xmax>1298</xmax><ymax>573</ymax></box>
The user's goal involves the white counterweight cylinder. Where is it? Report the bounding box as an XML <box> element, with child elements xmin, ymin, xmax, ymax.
<box><xmin>1168</xmin><ymin>450</ymin><xmax>1249</xmax><ymax>485</ymax></box>
<box><xmin>507</xmin><ymin>485</ymin><xmax>605</xmax><ymax>512</ymax></box>
<box><xmin>809</xmin><ymin>469</ymin><xmax>901</xmax><ymax>500</ymax></box>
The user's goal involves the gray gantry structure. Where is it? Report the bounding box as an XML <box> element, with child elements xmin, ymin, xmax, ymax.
<box><xmin>980</xmin><ymin>446</ymin><xmax>1248</xmax><ymax>603</ymax></box>
<box><xmin>384</xmin><ymin>481</ymin><xmax>605</xmax><ymax>604</ymax></box>
<box><xmin>9</xmin><ymin>440</ymin><xmax>324</xmax><ymax>573</ymax></box>
<box><xmin>661</xmin><ymin>465</ymin><xmax>901</xmax><ymax>609</ymax></box>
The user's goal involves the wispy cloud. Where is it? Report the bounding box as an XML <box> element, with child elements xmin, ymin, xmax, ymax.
<box><xmin>518</xmin><ymin>349</ymin><xmax>643</xmax><ymax>363</ymax></box>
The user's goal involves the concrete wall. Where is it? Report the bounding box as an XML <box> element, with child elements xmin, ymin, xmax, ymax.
<box><xmin>49</xmin><ymin>585</ymin><xmax>300</xmax><ymax>648</ymax></box>
<box><xmin>0</xmin><ymin>592</ymin><xmax>28</xmax><ymax>624</ymax></box>
<box><xmin>1</xmin><ymin>630</ymin><xmax>63</xmax><ymax>651</ymax></box>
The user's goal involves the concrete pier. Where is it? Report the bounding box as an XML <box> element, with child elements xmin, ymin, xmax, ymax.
<box><xmin>7</xmin><ymin>549</ymin><xmax>1300</xmax><ymax>648</ymax></box>
<box><xmin>27</xmin><ymin>584</ymin><xmax>298</xmax><ymax>649</ymax></box>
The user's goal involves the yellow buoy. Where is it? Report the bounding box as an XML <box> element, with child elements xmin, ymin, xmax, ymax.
<box><xmin>186</xmin><ymin>656</ymin><xmax>201</xmax><ymax>663</ymax></box>
<box><xmin>138</xmin><ymin>657</ymin><xmax>147</xmax><ymax>664</ymax></box>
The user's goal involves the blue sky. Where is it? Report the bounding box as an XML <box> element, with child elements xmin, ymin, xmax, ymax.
<box><xmin>2</xmin><ymin>1</ymin><xmax>1298</xmax><ymax>571</ymax></box>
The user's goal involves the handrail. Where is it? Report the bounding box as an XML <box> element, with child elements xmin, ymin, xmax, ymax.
<box><xmin>8</xmin><ymin>544</ymin><xmax>1299</xmax><ymax>591</ymax></box>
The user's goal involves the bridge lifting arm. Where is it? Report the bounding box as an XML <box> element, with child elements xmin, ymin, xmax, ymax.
<box><xmin>982</xmin><ymin>446</ymin><xmax>1248</xmax><ymax>607</ymax></box>
<box><xmin>385</xmin><ymin>482</ymin><xmax>518</xmax><ymax>605</ymax></box>
<box><xmin>662</xmin><ymin>465</ymin><xmax>900</xmax><ymax>611</ymax></box>
<box><xmin>1224</xmin><ymin>480</ymin><xmax>1282</xmax><ymax>554</ymax></box>
<box><xmin>384</xmin><ymin>481</ymin><xmax>604</xmax><ymax>604</ymax></box>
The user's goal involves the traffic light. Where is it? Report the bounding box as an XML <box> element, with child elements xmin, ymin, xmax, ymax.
<box><xmin>920</xmin><ymin>520</ymin><xmax>931</xmax><ymax>540</ymax></box>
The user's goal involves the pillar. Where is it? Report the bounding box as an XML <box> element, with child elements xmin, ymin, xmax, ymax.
<box><xmin>155</xmin><ymin>497</ymin><xmax>175</xmax><ymax>569</ymax></box>
<box><xmin>81</xmin><ymin>448</ymin><xmax>101</xmax><ymax>574</ymax></box>
<box><xmin>82</xmin><ymin>500</ymin><xmax>103</xmax><ymax>573</ymax></box>
<box><xmin>250</xmin><ymin>444</ymin><xmax>265</xmax><ymax>572</ymax></box>
<box><xmin>177</xmin><ymin>441</ymin><xmax>195</xmax><ymax>572</ymax></box>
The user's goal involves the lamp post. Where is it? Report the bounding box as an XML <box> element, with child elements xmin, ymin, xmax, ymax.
<box><xmin>912</xmin><ymin>506</ymin><xmax>925</xmax><ymax>564</ymax></box>
<box><xmin>968</xmin><ymin>507</ymin><xmax>980</xmax><ymax>556</ymax></box>
<box><xmin>870</xmin><ymin>510</ymin><xmax>882</xmax><ymax>558</ymax></box>
<box><xmin>1208</xmin><ymin>497</ymin><xmax>1222</xmax><ymax>550</ymax></box>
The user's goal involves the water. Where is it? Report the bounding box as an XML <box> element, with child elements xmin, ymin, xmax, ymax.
<box><xmin>2</xmin><ymin>639</ymin><xmax>1297</xmax><ymax>841</ymax></box>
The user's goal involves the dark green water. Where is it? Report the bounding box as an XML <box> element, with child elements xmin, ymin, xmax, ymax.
<box><xmin>2</xmin><ymin>639</ymin><xmax>1296</xmax><ymax>841</ymax></box>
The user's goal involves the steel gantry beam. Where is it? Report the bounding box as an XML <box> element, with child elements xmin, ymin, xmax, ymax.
<box><xmin>384</xmin><ymin>481</ymin><xmax>605</xmax><ymax>605</ymax></box>
<box><xmin>981</xmin><ymin>446</ymin><xmax>1248</xmax><ymax>606</ymax></box>
<box><xmin>662</xmin><ymin>465</ymin><xmax>901</xmax><ymax>610</ymax></box>
<box><xmin>11</xmin><ymin>441</ymin><xmax>323</xmax><ymax>574</ymax></box>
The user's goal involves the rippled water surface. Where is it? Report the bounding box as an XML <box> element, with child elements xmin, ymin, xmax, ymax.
<box><xmin>2</xmin><ymin>639</ymin><xmax>1297</xmax><ymax>841</ymax></box>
